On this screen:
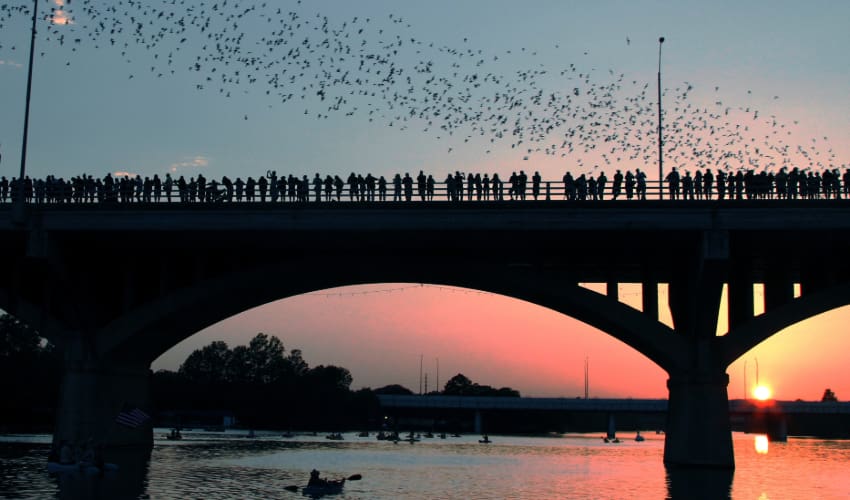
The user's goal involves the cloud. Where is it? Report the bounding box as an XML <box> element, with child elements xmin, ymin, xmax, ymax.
<box><xmin>113</xmin><ymin>171</ymin><xmax>139</xmax><ymax>178</ymax></box>
<box><xmin>169</xmin><ymin>155</ymin><xmax>210</xmax><ymax>173</ymax></box>
<box><xmin>0</xmin><ymin>60</ymin><xmax>23</xmax><ymax>68</ymax></box>
<box><xmin>51</xmin><ymin>0</ymin><xmax>73</xmax><ymax>25</ymax></box>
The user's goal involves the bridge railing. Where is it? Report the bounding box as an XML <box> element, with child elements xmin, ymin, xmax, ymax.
<box><xmin>1</xmin><ymin>176</ymin><xmax>845</xmax><ymax>205</ymax></box>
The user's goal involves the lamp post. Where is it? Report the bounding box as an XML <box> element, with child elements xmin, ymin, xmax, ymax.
<box><xmin>14</xmin><ymin>0</ymin><xmax>38</xmax><ymax>223</ymax></box>
<box><xmin>657</xmin><ymin>36</ymin><xmax>665</xmax><ymax>200</ymax></box>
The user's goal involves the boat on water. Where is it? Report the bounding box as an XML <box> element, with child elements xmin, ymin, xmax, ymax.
<box><xmin>165</xmin><ymin>428</ymin><xmax>183</xmax><ymax>440</ymax></box>
<box><xmin>376</xmin><ymin>431</ymin><xmax>400</xmax><ymax>441</ymax></box>
<box><xmin>325</xmin><ymin>432</ymin><xmax>344</xmax><ymax>441</ymax></box>
<box><xmin>301</xmin><ymin>479</ymin><xmax>345</xmax><ymax>496</ymax></box>
<box><xmin>479</xmin><ymin>435</ymin><xmax>492</xmax><ymax>444</ymax></box>
<box><xmin>635</xmin><ymin>431</ymin><xmax>645</xmax><ymax>442</ymax></box>
<box><xmin>47</xmin><ymin>462</ymin><xmax>119</xmax><ymax>475</ymax></box>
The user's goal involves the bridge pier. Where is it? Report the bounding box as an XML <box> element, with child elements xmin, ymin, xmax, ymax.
<box><xmin>53</xmin><ymin>339</ymin><xmax>152</xmax><ymax>450</ymax></box>
<box><xmin>607</xmin><ymin>413</ymin><xmax>616</xmax><ymax>439</ymax></box>
<box><xmin>664</xmin><ymin>372</ymin><xmax>734</xmax><ymax>468</ymax></box>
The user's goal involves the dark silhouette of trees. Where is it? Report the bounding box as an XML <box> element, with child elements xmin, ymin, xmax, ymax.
<box><xmin>0</xmin><ymin>314</ymin><xmax>62</xmax><ymax>431</ymax></box>
<box><xmin>179</xmin><ymin>340</ymin><xmax>231</xmax><ymax>384</ymax></box>
<box><xmin>154</xmin><ymin>333</ymin><xmax>373</xmax><ymax>430</ymax></box>
<box><xmin>442</xmin><ymin>373</ymin><xmax>520</xmax><ymax>397</ymax></box>
<box><xmin>373</xmin><ymin>384</ymin><xmax>415</xmax><ymax>395</ymax></box>
<box><xmin>822</xmin><ymin>388</ymin><xmax>838</xmax><ymax>402</ymax></box>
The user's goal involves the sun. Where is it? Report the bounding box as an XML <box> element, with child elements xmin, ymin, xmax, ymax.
<box><xmin>753</xmin><ymin>385</ymin><xmax>772</xmax><ymax>401</ymax></box>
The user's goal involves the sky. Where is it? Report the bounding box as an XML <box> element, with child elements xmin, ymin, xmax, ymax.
<box><xmin>2</xmin><ymin>1</ymin><xmax>850</xmax><ymax>400</ymax></box>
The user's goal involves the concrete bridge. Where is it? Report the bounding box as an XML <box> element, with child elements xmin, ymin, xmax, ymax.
<box><xmin>3</xmin><ymin>199</ymin><xmax>850</xmax><ymax>469</ymax></box>
<box><xmin>376</xmin><ymin>395</ymin><xmax>850</xmax><ymax>440</ymax></box>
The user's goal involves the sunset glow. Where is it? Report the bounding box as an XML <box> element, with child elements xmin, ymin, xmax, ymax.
<box><xmin>754</xmin><ymin>434</ymin><xmax>769</xmax><ymax>454</ymax></box>
<box><xmin>754</xmin><ymin>385</ymin><xmax>772</xmax><ymax>401</ymax></box>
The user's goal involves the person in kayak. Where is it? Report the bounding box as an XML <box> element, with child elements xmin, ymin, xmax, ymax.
<box><xmin>308</xmin><ymin>469</ymin><xmax>329</xmax><ymax>488</ymax></box>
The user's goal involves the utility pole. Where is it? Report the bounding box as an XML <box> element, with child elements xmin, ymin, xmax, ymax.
<box><xmin>584</xmin><ymin>357</ymin><xmax>589</xmax><ymax>399</ymax></box>
<box><xmin>657</xmin><ymin>36</ymin><xmax>665</xmax><ymax>200</ymax></box>
<box><xmin>14</xmin><ymin>0</ymin><xmax>39</xmax><ymax>223</ymax></box>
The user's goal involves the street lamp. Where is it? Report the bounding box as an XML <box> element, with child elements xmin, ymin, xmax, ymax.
<box><xmin>657</xmin><ymin>36</ymin><xmax>664</xmax><ymax>200</ymax></box>
<box><xmin>14</xmin><ymin>0</ymin><xmax>38</xmax><ymax>223</ymax></box>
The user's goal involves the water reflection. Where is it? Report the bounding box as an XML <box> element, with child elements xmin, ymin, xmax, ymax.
<box><xmin>754</xmin><ymin>435</ymin><xmax>769</xmax><ymax>454</ymax></box>
<box><xmin>53</xmin><ymin>446</ymin><xmax>151</xmax><ymax>500</ymax></box>
<box><xmin>666</xmin><ymin>467</ymin><xmax>734</xmax><ymax>500</ymax></box>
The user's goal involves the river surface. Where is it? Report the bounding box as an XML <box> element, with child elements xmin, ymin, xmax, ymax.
<box><xmin>1</xmin><ymin>430</ymin><xmax>849</xmax><ymax>499</ymax></box>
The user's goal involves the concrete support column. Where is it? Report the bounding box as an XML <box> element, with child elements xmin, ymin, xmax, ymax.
<box><xmin>664</xmin><ymin>371</ymin><xmax>734</xmax><ymax>468</ymax></box>
<box><xmin>727</xmin><ymin>262</ymin><xmax>753</xmax><ymax>329</ymax></box>
<box><xmin>606</xmin><ymin>281</ymin><xmax>618</xmax><ymax>302</ymax></box>
<box><xmin>54</xmin><ymin>339</ymin><xmax>152</xmax><ymax>449</ymax></box>
<box><xmin>764</xmin><ymin>276</ymin><xmax>794</xmax><ymax>313</ymax></box>
<box><xmin>642</xmin><ymin>281</ymin><xmax>658</xmax><ymax>321</ymax></box>
<box><xmin>607</xmin><ymin>413</ymin><xmax>616</xmax><ymax>439</ymax></box>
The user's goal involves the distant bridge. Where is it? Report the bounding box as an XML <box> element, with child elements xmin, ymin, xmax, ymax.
<box><xmin>4</xmin><ymin>200</ymin><xmax>850</xmax><ymax>468</ymax></box>
<box><xmin>377</xmin><ymin>395</ymin><xmax>850</xmax><ymax>440</ymax></box>
<box><xmin>376</xmin><ymin>394</ymin><xmax>850</xmax><ymax>415</ymax></box>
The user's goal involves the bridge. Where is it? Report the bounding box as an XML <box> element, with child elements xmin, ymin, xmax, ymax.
<box><xmin>376</xmin><ymin>395</ymin><xmax>850</xmax><ymax>440</ymax></box>
<box><xmin>3</xmin><ymin>199</ymin><xmax>850</xmax><ymax>469</ymax></box>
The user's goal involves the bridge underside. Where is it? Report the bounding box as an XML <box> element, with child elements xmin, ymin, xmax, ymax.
<box><xmin>4</xmin><ymin>204</ymin><xmax>850</xmax><ymax>467</ymax></box>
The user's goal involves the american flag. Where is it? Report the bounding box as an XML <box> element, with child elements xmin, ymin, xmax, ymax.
<box><xmin>115</xmin><ymin>404</ymin><xmax>150</xmax><ymax>428</ymax></box>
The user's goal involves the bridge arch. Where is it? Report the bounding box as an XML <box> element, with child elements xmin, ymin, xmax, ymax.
<box><xmin>94</xmin><ymin>257</ymin><xmax>684</xmax><ymax>372</ymax></box>
<box><xmin>720</xmin><ymin>282</ymin><xmax>850</xmax><ymax>367</ymax></box>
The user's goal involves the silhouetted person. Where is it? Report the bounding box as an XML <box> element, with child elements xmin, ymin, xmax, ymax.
<box><xmin>393</xmin><ymin>174</ymin><xmax>402</xmax><ymax>201</ymax></box>
<box><xmin>703</xmin><ymin>169</ymin><xmax>714</xmax><ymax>199</ymax></box>
<box><xmin>666</xmin><ymin>168</ymin><xmax>680</xmax><ymax>200</ymax></box>
<box><xmin>612</xmin><ymin>170</ymin><xmax>623</xmax><ymax>199</ymax></box>
<box><xmin>597</xmin><ymin>171</ymin><xmax>607</xmax><ymax>200</ymax></box>
<box><xmin>378</xmin><ymin>175</ymin><xmax>387</xmax><ymax>201</ymax></box>
<box><xmin>532</xmin><ymin>171</ymin><xmax>541</xmax><ymax>200</ymax></box>
<box><xmin>402</xmin><ymin>173</ymin><xmax>413</xmax><ymax>201</ymax></box>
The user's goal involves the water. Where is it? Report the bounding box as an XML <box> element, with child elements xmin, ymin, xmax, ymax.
<box><xmin>2</xmin><ymin>430</ymin><xmax>849</xmax><ymax>499</ymax></box>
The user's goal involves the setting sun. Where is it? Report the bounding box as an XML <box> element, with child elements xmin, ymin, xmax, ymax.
<box><xmin>754</xmin><ymin>385</ymin><xmax>772</xmax><ymax>401</ymax></box>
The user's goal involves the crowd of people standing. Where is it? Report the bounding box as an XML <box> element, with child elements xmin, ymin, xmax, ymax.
<box><xmin>1</xmin><ymin>166</ymin><xmax>849</xmax><ymax>205</ymax></box>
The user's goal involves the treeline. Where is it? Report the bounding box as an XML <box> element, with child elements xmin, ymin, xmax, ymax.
<box><xmin>0</xmin><ymin>313</ymin><xmax>520</xmax><ymax>432</ymax></box>
<box><xmin>0</xmin><ymin>315</ymin><xmax>62</xmax><ymax>431</ymax></box>
<box><xmin>153</xmin><ymin>333</ymin><xmax>378</xmax><ymax>429</ymax></box>
<box><xmin>154</xmin><ymin>334</ymin><xmax>520</xmax><ymax>429</ymax></box>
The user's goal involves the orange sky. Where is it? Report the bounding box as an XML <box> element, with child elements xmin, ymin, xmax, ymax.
<box><xmin>153</xmin><ymin>283</ymin><xmax>848</xmax><ymax>401</ymax></box>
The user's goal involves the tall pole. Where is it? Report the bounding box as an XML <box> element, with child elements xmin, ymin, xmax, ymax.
<box><xmin>14</xmin><ymin>0</ymin><xmax>38</xmax><ymax>222</ymax></box>
<box><xmin>419</xmin><ymin>354</ymin><xmax>423</xmax><ymax>395</ymax></box>
<box><xmin>657</xmin><ymin>36</ymin><xmax>665</xmax><ymax>200</ymax></box>
<box><xmin>584</xmin><ymin>357</ymin><xmax>589</xmax><ymax>399</ymax></box>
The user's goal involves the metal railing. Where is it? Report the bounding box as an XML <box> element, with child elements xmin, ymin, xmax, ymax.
<box><xmin>1</xmin><ymin>177</ymin><xmax>847</xmax><ymax>206</ymax></box>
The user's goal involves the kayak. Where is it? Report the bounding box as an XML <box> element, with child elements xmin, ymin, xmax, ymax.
<box><xmin>47</xmin><ymin>462</ymin><xmax>119</xmax><ymax>475</ymax></box>
<box><xmin>300</xmin><ymin>479</ymin><xmax>345</xmax><ymax>496</ymax></box>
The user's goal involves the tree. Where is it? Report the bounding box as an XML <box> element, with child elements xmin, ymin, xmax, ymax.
<box><xmin>0</xmin><ymin>314</ymin><xmax>62</xmax><ymax>429</ymax></box>
<box><xmin>0</xmin><ymin>314</ymin><xmax>45</xmax><ymax>359</ymax></box>
<box><xmin>374</xmin><ymin>384</ymin><xmax>414</xmax><ymax>395</ymax></box>
<box><xmin>306</xmin><ymin>365</ymin><xmax>353</xmax><ymax>393</ymax></box>
<box><xmin>443</xmin><ymin>373</ymin><xmax>474</xmax><ymax>395</ymax></box>
<box><xmin>179</xmin><ymin>340</ymin><xmax>231</xmax><ymax>384</ymax></box>
<box><xmin>822</xmin><ymin>388</ymin><xmax>838</xmax><ymax>402</ymax></box>
<box><xmin>443</xmin><ymin>373</ymin><xmax>520</xmax><ymax>397</ymax></box>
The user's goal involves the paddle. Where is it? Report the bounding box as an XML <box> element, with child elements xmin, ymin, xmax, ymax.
<box><xmin>284</xmin><ymin>474</ymin><xmax>362</xmax><ymax>493</ymax></box>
